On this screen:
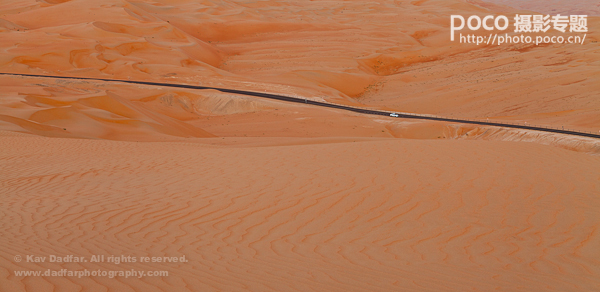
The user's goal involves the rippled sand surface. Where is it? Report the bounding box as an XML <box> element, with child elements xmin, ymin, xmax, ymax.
<box><xmin>2</xmin><ymin>131</ymin><xmax>599</xmax><ymax>291</ymax></box>
<box><xmin>1</xmin><ymin>0</ymin><xmax>600</xmax><ymax>291</ymax></box>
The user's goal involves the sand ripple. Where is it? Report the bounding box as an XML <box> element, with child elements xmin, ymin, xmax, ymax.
<box><xmin>1</xmin><ymin>133</ymin><xmax>599</xmax><ymax>291</ymax></box>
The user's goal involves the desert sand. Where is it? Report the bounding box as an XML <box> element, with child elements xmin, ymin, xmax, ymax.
<box><xmin>1</xmin><ymin>0</ymin><xmax>600</xmax><ymax>135</ymax></box>
<box><xmin>2</xmin><ymin>131</ymin><xmax>600</xmax><ymax>292</ymax></box>
<box><xmin>1</xmin><ymin>0</ymin><xmax>600</xmax><ymax>291</ymax></box>
<box><xmin>483</xmin><ymin>0</ymin><xmax>600</xmax><ymax>16</ymax></box>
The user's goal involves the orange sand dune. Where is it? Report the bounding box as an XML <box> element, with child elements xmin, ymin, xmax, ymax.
<box><xmin>1</xmin><ymin>0</ymin><xmax>599</xmax><ymax>133</ymax></box>
<box><xmin>483</xmin><ymin>0</ymin><xmax>600</xmax><ymax>16</ymax></box>
<box><xmin>1</xmin><ymin>1</ymin><xmax>600</xmax><ymax>291</ymax></box>
<box><xmin>2</xmin><ymin>76</ymin><xmax>598</xmax><ymax>154</ymax></box>
<box><xmin>1</xmin><ymin>132</ymin><xmax>600</xmax><ymax>292</ymax></box>
<box><xmin>0</xmin><ymin>76</ymin><xmax>397</xmax><ymax>141</ymax></box>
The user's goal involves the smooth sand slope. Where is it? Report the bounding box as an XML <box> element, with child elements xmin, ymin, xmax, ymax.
<box><xmin>1</xmin><ymin>131</ymin><xmax>600</xmax><ymax>292</ymax></box>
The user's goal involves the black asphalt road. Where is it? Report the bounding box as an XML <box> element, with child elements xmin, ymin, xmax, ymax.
<box><xmin>2</xmin><ymin>72</ymin><xmax>599</xmax><ymax>139</ymax></box>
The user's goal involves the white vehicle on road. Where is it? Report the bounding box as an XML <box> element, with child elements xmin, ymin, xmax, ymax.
<box><xmin>390</xmin><ymin>113</ymin><xmax>399</xmax><ymax>117</ymax></box>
